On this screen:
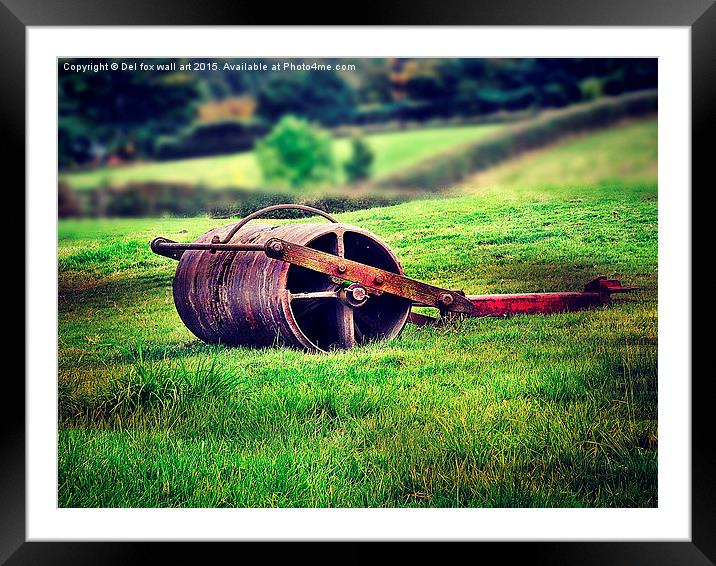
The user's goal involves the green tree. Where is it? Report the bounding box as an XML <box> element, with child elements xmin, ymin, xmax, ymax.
<box><xmin>255</xmin><ymin>116</ymin><xmax>336</xmax><ymax>189</ymax></box>
<box><xmin>343</xmin><ymin>137</ymin><xmax>374</xmax><ymax>183</ymax></box>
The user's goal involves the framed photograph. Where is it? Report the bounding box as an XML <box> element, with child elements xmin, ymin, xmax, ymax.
<box><xmin>9</xmin><ymin>0</ymin><xmax>711</xmax><ymax>563</ymax></box>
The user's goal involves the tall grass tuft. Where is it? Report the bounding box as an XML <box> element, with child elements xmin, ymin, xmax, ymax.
<box><xmin>59</xmin><ymin>342</ymin><xmax>237</xmax><ymax>428</ymax></box>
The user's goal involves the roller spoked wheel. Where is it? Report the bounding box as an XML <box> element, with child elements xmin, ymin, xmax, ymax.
<box><xmin>170</xmin><ymin>205</ymin><xmax>411</xmax><ymax>351</ymax></box>
<box><xmin>286</xmin><ymin>229</ymin><xmax>411</xmax><ymax>351</ymax></box>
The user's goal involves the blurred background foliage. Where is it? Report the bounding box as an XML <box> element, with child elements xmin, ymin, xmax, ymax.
<box><xmin>59</xmin><ymin>57</ymin><xmax>656</xmax><ymax>169</ymax></box>
<box><xmin>58</xmin><ymin>57</ymin><xmax>656</xmax><ymax>218</ymax></box>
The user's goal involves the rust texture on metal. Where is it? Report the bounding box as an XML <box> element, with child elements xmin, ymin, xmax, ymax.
<box><xmin>467</xmin><ymin>277</ymin><xmax>637</xmax><ymax>317</ymax></box>
<box><xmin>169</xmin><ymin>220</ymin><xmax>411</xmax><ymax>351</ymax></box>
<box><xmin>151</xmin><ymin>238</ymin><xmax>264</xmax><ymax>259</ymax></box>
<box><xmin>467</xmin><ymin>291</ymin><xmax>604</xmax><ymax>317</ymax></box>
<box><xmin>264</xmin><ymin>238</ymin><xmax>474</xmax><ymax>313</ymax></box>
<box><xmin>219</xmin><ymin>203</ymin><xmax>339</xmax><ymax>244</ymax></box>
<box><xmin>408</xmin><ymin>277</ymin><xmax>638</xmax><ymax>326</ymax></box>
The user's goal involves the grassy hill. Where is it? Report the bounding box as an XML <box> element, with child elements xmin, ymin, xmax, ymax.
<box><xmin>60</xmin><ymin>123</ymin><xmax>504</xmax><ymax>191</ymax></box>
<box><xmin>463</xmin><ymin>120</ymin><xmax>657</xmax><ymax>191</ymax></box>
<box><xmin>58</xmin><ymin>120</ymin><xmax>657</xmax><ymax>508</ymax></box>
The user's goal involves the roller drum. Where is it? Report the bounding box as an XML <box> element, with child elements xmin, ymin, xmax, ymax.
<box><xmin>172</xmin><ymin>222</ymin><xmax>411</xmax><ymax>351</ymax></box>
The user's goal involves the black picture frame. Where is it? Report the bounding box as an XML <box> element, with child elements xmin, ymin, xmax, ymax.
<box><xmin>8</xmin><ymin>1</ymin><xmax>711</xmax><ymax>563</ymax></box>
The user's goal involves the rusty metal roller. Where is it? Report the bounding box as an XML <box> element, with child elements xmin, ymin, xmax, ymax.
<box><xmin>153</xmin><ymin>204</ymin><xmax>638</xmax><ymax>352</ymax></box>
<box><xmin>169</xmin><ymin>205</ymin><xmax>411</xmax><ymax>351</ymax></box>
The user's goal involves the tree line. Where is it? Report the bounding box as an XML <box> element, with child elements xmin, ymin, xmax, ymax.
<box><xmin>59</xmin><ymin>58</ymin><xmax>656</xmax><ymax>168</ymax></box>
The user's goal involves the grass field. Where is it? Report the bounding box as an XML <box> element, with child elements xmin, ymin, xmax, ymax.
<box><xmin>463</xmin><ymin>120</ymin><xmax>657</xmax><ymax>192</ymax></box>
<box><xmin>58</xmin><ymin>119</ymin><xmax>657</xmax><ymax>507</ymax></box>
<box><xmin>60</xmin><ymin>123</ymin><xmax>504</xmax><ymax>191</ymax></box>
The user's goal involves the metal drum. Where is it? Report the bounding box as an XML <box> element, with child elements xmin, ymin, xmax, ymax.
<box><xmin>171</xmin><ymin>217</ymin><xmax>411</xmax><ymax>351</ymax></box>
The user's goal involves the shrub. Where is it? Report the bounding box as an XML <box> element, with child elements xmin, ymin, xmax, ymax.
<box><xmin>579</xmin><ymin>77</ymin><xmax>603</xmax><ymax>102</ymax></box>
<box><xmin>58</xmin><ymin>182</ymin><xmax>83</xmax><ymax>218</ymax></box>
<box><xmin>255</xmin><ymin>115</ymin><xmax>336</xmax><ymax>189</ymax></box>
<box><xmin>603</xmin><ymin>71</ymin><xmax>626</xmax><ymax>96</ymax></box>
<box><xmin>155</xmin><ymin>118</ymin><xmax>268</xmax><ymax>160</ymax></box>
<box><xmin>343</xmin><ymin>137</ymin><xmax>375</xmax><ymax>183</ymax></box>
<box><xmin>354</xmin><ymin>102</ymin><xmax>402</xmax><ymax>125</ymax></box>
<box><xmin>502</xmin><ymin>87</ymin><xmax>538</xmax><ymax>111</ymax></box>
<box><xmin>540</xmin><ymin>83</ymin><xmax>571</xmax><ymax>108</ymax></box>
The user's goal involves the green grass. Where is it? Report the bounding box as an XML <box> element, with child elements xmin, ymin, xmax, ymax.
<box><xmin>332</xmin><ymin>124</ymin><xmax>503</xmax><ymax>181</ymax></box>
<box><xmin>58</xmin><ymin>121</ymin><xmax>657</xmax><ymax>508</ymax></box>
<box><xmin>463</xmin><ymin>119</ymin><xmax>657</xmax><ymax>192</ymax></box>
<box><xmin>59</xmin><ymin>124</ymin><xmax>503</xmax><ymax>191</ymax></box>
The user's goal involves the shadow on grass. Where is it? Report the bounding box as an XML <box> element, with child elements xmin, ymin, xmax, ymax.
<box><xmin>59</xmin><ymin>270</ymin><xmax>173</xmax><ymax>310</ymax></box>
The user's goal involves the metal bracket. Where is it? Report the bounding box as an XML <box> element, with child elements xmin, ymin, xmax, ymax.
<box><xmin>264</xmin><ymin>238</ymin><xmax>474</xmax><ymax>313</ymax></box>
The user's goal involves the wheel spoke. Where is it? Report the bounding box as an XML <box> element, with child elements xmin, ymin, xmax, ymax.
<box><xmin>290</xmin><ymin>290</ymin><xmax>341</xmax><ymax>331</ymax></box>
<box><xmin>354</xmin><ymin>308</ymin><xmax>376</xmax><ymax>330</ymax></box>
<box><xmin>291</xmin><ymin>299</ymin><xmax>324</xmax><ymax>320</ymax></box>
<box><xmin>284</xmin><ymin>230</ymin><xmax>410</xmax><ymax>351</ymax></box>
<box><xmin>290</xmin><ymin>290</ymin><xmax>340</xmax><ymax>300</ymax></box>
<box><xmin>336</xmin><ymin>303</ymin><xmax>356</xmax><ymax>349</ymax></box>
<box><xmin>354</xmin><ymin>320</ymin><xmax>364</xmax><ymax>343</ymax></box>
